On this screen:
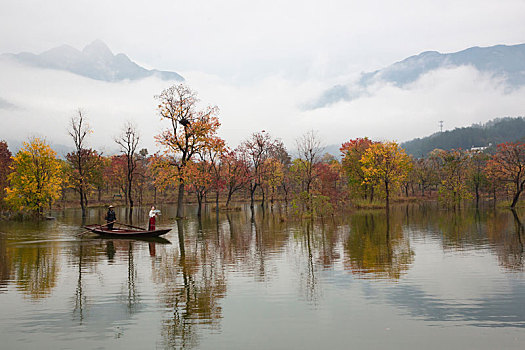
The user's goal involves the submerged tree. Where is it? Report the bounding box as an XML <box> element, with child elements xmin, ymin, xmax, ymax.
<box><xmin>436</xmin><ymin>149</ymin><xmax>471</xmax><ymax>208</ymax></box>
<box><xmin>66</xmin><ymin>110</ymin><xmax>92</xmax><ymax>217</ymax></box>
<box><xmin>222</xmin><ymin>148</ymin><xmax>250</xmax><ymax>208</ymax></box>
<box><xmin>361</xmin><ymin>141</ymin><xmax>411</xmax><ymax>209</ymax></box>
<box><xmin>5</xmin><ymin>138</ymin><xmax>63</xmax><ymax>216</ymax></box>
<box><xmin>486</xmin><ymin>142</ymin><xmax>525</xmax><ymax>208</ymax></box>
<box><xmin>295</xmin><ymin>130</ymin><xmax>324</xmax><ymax>207</ymax></box>
<box><xmin>239</xmin><ymin>131</ymin><xmax>278</xmax><ymax>209</ymax></box>
<box><xmin>466</xmin><ymin>150</ymin><xmax>489</xmax><ymax>207</ymax></box>
<box><xmin>115</xmin><ymin>121</ymin><xmax>140</xmax><ymax>209</ymax></box>
<box><xmin>0</xmin><ymin>140</ymin><xmax>12</xmax><ymax>209</ymax></box>
<box><xmin>341</xmin><ymin>138</ymin><xmax>376</xmax><ymax>201</ymax></box>
<box><xmin>155</xmin><ymin>83</ymin><xmax>220</xmax><ymax>218</ymax></box>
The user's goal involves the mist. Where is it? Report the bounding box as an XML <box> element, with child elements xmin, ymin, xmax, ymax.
<box><xmin>1</xmin><ymin>58</ymin><xmax>524</xmax><ymax>156</ymax></box>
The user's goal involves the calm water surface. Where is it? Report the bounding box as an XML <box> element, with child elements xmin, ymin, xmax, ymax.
<box><xmin>1</xmin><ymin>203</ymin><xmax>525</xmax><ymax>349</ymax></box>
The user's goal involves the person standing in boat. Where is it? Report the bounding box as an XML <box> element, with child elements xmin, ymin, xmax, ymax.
<box><xmin>149</xmin><ymin>206</ymin><xmax>158</xmax><ymax>231</ymax></box>
<box><xmin>105</xmin><ymin>205</ymin><xmax>117</xmax><ymax>230</ymax></box>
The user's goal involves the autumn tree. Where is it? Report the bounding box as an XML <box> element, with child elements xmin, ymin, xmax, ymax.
<box><xmin>466</xmin><ymin>150</ymin><xmax>489</xmax><ymax>207</ymax></box>
<box><xmin>316</xmin><ymin>156</ymin><xmax>344</xmax><ymax>208</ymax></box>
<box><xmin>271</xmin><ymin>140</ymin><xmax>292</xmax><ymax>204</ymax></box>
<box><xmin>435</xmin><ymin>149</ymin><xmax>471</xmax><ymax>208</ymax></box>
<box><xmin>295</xmin><ymin>130</ymin><xmax>324</xmax><ymax>204</ymax></box>
<box><xmin>107</xmin><ymin>155</ymin><xmax>128</xmax><ymax>201</ymax></box>
<box><xmin>115</xmin><ymin>121</ymin><xmax>140</xmax><ymax>209</ymax></box>
<box><xmin>0</xmin><ymin>140</ymin><xmax>12</xmax><ymax>209</ymax></box>
<box><xmin>199</xmin><ymin>136</ymin><xmax>226</xmax><ymax>215</ymax></box>
<box><xmin>65</xmin><ymin>149</ymin><xmax>103</xmax><ymax>212</ymax></box>
<box><xmin>222</xmin><ymin>149</ymin><xmax>250</xmax><ymax>208</ymax></box>
<box><xmin>155</xmin><ymin>84</ymin><xmax>220</xmax><ymax>218</ymax></box>
<box><xmin>185</xmin><ymin>159</ymin><xmax>213</xmax><ymax>216</ymax></box>
<box><xmin>486</xmin><ymin>142</ymin><xmax>525</xmax><ymax>208</ymax></box>
<box><xmin>239</xmin><ymin>131</ymin><xmax>277</xmax><ymax>209</ymax></box>
<box><xmin>133</xmin><ymin>148</ymin><xmax>150</xmax><ymax>206</ymax></box>
<box><xmin>340</xmin><ymin>138</ymin><xmax>376</xmax><ymax>201</ymax></box>
<box><xmin>360</xmin><ymin>141</ymin><xmax>411</xmax><ymax>208</ymax></box>
<box><xmin>5</xmin><ymin>138</ymin><xmax>63</xmax><ymax>216</ymax></box>
<box><xmin>412</xmin><ymin>156</ymin><xmax>440</xmax><ymax>196</ymax></box>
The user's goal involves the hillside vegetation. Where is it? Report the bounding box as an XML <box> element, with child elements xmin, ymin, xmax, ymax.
<box><xmin>401</xmin><ymin>117</ymin><xmax>525</xmax><ymax>157</ymax></box>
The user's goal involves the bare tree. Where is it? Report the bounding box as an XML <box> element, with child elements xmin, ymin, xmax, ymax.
<box><xmin>115</xmin><ymin>122</ymin><xmax>140</xmax><ymax>209</ymax></box>
<box><xmin>67</xmin><ymin>110</ymin><xmax>91</xmax><ymax>217</ymax></box>
<box><xmin>296</xmin><ymin>130</ymin><xmax>324</xmax><ymax>197</ymax></box>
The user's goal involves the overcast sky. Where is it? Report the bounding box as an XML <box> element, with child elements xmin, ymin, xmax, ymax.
<box><xmin>1</xmin><ymin>0</ymin><xmax>525</xmax><ymax>152</ymax></box>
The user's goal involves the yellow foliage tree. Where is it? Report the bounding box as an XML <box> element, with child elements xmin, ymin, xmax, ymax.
<box><xmin>360</xmin><ymin>141</ymin><xmax>412</xmax><ymax>208</ymax></box>
<box><xmin>5</xmin><ymin>138</ymin><xmax>63</xmax><ymax>216</ymax></box>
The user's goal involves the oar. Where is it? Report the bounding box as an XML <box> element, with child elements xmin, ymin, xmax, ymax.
<box><xmin>76</xmin><ymin>220</ymin><xmax>117</xmax><ymax>236</ymax></box>
<box><xmin>116</xmin><ymin>222</ymin><xmax>147</xmax><ymax>231</ymax></box>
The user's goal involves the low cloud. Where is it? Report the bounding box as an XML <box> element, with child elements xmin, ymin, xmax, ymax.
<box><xmin>1</xmin><ymin>59</ymin><xmax>524</xmax><ymax>156</ymax></box>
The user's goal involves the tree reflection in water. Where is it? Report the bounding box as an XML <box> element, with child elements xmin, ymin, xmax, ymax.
<box><xmin>155</xmin><ymin>218</ymin><xmax>227</xmax><ymax>349</ymax></box>
<box><xmin>344</xmin><ymin>210</ymin><xmax>415</xmax><ymax>280</ymax></box>
<box><xmin>2</xmin><ymin>204</ymin><xmax>525</xmax><ymax>348</ymax></box>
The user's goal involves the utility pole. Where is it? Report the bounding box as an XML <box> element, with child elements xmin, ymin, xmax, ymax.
<box><xmin>439</xmin><ymin>120</ymin><xmax>443</xmax><ymax>133</ymax></box>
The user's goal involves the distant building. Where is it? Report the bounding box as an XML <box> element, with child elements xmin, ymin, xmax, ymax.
<box><xmin>470</xmin><ymin>143</ymin><xmax>492</xmax><ymax>152</ymax></box>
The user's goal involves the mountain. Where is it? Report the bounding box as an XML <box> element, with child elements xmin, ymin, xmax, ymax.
<box><xmin>312</xmin><ymin>43</ymin><xmax>525</xmax><ymax>108</ymax></box>
<box><xmin>0</xmin><ymin>40</ymin><xmax>184</xmax><ymax>82</ymax></box>
<box><xmin>401</xmin><ymin>117</ymin><xmax>525</xmax><ymax>157</ymax></box>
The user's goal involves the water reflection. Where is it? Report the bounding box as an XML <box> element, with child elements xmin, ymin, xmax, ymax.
<box><xmin>344</xmin><ymin>210</ymin><xmax>414</xmax><ymax>279</ymax></box>
<box><xmin>0</xmin><ymin>203</ymin><xmax>525</xmax><ymax>349</ymax></box>
<box><xmin>154</xmin><ymin>219</ymin><xmax>227</xmax><ymax>349</ymax></box>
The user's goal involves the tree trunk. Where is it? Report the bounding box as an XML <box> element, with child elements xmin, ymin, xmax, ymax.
<box><xmin>385</xmin><ymin>180</ymin><xmax>390</xmax><ymax>209</ymax></box>
<box><xmin>226</xmin><ymin>190</ymin><xmax>233</xmax><ymax>208</ymax></box>
<box><xmin>176</xmin><ymin>182</ymin><xmax>185</xmax><ymax>218</ymax></box>
<box><xmin>475</xmin><ymin>183</ymin><xmax>480</xmax><ymax>208</ymax></box>
<box><xmin>511</xmin><ymin>190</ymin><xmax>521</xmax><ymax>208</ymax></box>
<box><xmin>128</xmin><ymin>179</ymin><xmax>133</xmax><ymax>208</ymax></box>
<box><xmin>83</xmin><ymin>191</ymin><xmax>88</xmax><ymax>210</ymax></box>
<box><xmin>197</xmin><ymin>192</ymin><xmax>202</xmax><ymax>217</ymax></box>
<box><xmin>79</xmin><ymin>190</ymin><xmax>86</xmax><ymax>217</ymax></box>
<box><xmin>216</xmin><ymin>190</ymin><xmax>219</xmax><ymax>216</ymax></box>
<box><xmin>250</xmin><ymin>183</ymin><xmax>256</xmax><ymax>210</ymax></box>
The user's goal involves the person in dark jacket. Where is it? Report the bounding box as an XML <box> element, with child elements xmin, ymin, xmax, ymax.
<box><xmin>105</xmin><ymin>205</ymin><xmax>117</xmax><ymax>230</ymax></box>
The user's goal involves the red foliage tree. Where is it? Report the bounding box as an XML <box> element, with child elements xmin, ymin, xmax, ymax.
<box><xmin>486</xmin><ymin>142</ymin><xmax>525</xmax><ymax>208</ymax></box>
<box><xmin>0</xmin><ymin>140</ymin><xmax>13</xmax><ymax>208</ymax></box>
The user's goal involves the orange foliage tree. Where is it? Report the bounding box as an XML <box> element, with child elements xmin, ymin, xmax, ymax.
<box><xmin>486</xmin><ymin>142</ymin><xmax>525</xmax><ymax>208</ymax></box>
<box><xmin>199</xmin><ymin>136</ymin><xmax>226</xmax><ymax>214</ymax></box>
<box><xmin>221</xmin><ymin>149</ymin><xmax>251</xmax><ymax>208</ymax></box>
<box><xmin>155</xmin><ymin>84</ymin><xmax>220</xmax><ymax>218</ymax></box>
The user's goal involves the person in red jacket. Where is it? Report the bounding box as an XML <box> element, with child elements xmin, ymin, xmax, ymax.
<box><xmin>148</xmin><ymin>206</ymin><xmax>157</xmax><ymax>231</ymax></box>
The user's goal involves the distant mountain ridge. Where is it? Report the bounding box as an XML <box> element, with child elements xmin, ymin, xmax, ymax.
<box><xmin>401</xmin><ymin>117</ymin><xmax>525</xmax><ymax>157</ymax></box>
<box><xmin>313</xmin><ymin>43</ymin><xmax>525</xmax><ymax>108</ymax></box>
<box><xmin>1</xmin><ymin>40</ymin><xmax>184</xmax><ymax>82</ymax></box>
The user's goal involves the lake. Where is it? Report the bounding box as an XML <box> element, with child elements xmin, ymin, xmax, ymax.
<box><xmin>1</xmin><ymin>203</ymin><xmax>524</xmax><ymax>349</ymax></box>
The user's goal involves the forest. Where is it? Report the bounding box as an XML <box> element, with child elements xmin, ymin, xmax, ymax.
<box><xmin>1</xmin><ymin>83</ymin><xmax>525</xmax><ymax>220</ymax></box>
<box><xmin>401</xmin><ymin>117</ymin><xmax>525</xmax><ymax>157</ymax></box>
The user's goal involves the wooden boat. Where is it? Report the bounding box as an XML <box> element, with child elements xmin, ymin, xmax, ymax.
<box><xmin>92</xmin><ymin>235</ymin><xmax>172</xmax><ymax>244</ymax></box>
<box><xmin>84</xmin><ymin>223</ymin><xmax>171</xmax><ymax>237</ymax></box>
